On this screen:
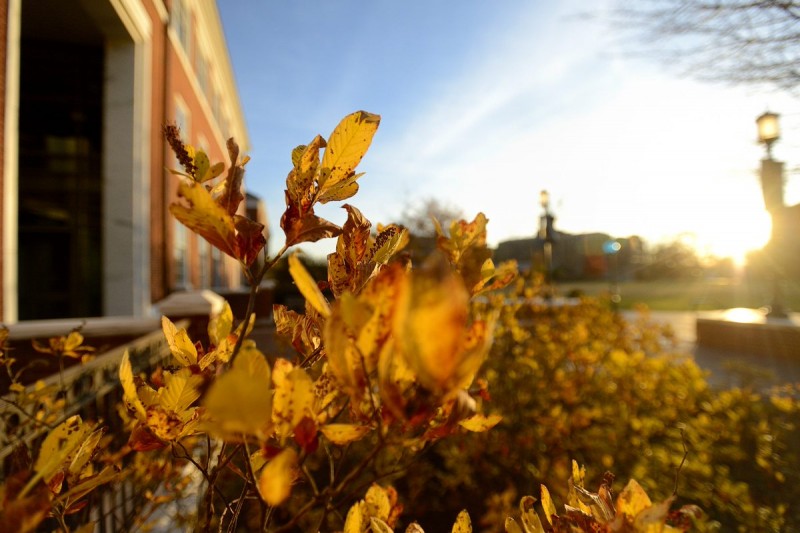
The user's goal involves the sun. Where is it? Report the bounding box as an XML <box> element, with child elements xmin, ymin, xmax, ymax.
<box><xmin>697</xmin><ymin>208</ymin><xmax>772</xmax><ymax>266</ymax></box>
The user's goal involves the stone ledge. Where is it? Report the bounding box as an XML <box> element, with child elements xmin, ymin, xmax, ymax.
<box><xmin>696</xmin><ymin>308</ymin><xmax>800</xmax><ymax>359</ymax></box>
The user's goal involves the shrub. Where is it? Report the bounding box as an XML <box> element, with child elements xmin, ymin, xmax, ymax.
<box><xmin>403</xmin><ymin>276</ymin><xmax>800</xmax><ymax>531</ymax></box>
<box><xmin>1</xmin><ymin>111</ymin><xmax>792</xmax><ymax>532</ymax></box>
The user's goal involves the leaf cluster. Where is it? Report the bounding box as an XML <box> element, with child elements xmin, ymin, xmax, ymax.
<box><xmin>1</xmin><ymin>111</ymin><xmax>769</xmax><ymax>533</ymax></box>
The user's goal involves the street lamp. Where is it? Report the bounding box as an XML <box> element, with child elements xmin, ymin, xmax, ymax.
<box><xmin>756</xmin><ymin>111</ymin><xmax>789</xmax><ymax>318</ymax></box>
<box><xmin>538</xmin><ymin>190</ymin><xmax>555</xmax><ymax>285</ymax></box>
<box><xmin>756</xmin><ymin>111</ymin><xmax>780</xmax><ymax>157</ymax></box>
<box><xmin>603</xmin><ymin>239</ymin><xmax>622</xmax><ymax>309</ymax></box>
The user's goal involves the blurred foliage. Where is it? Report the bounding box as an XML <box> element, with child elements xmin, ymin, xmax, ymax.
<box><xmin>402</xmin><ymin>274</ymin><xmax>800</xmax><ymax>531</ymax></box>
<box><xmin>3</xmin><ymin>110</ymin><xmax>797</xmax><ymax>532</ymax></box>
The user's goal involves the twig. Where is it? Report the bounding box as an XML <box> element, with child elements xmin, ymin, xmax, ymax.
<box><xmin>229</xmin><ymin>245</ymin><xmax>289</xmax><ymax>365</ymax></box>
<box><xmin>173</xmin><ymin>442</ymin><xmax>212</xmax><ymax>484</ymax></box>
<box><xmin>673</xmin><ymin>428</ymin><xmax>689</xmax><ymax>497</ymax></box>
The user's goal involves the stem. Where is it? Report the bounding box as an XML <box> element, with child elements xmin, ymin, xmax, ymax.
<box><xmin>0</xmin><ymin>397</ymin><xmax>56</xmax><ymax>431</ymax></box>
<box><xmin>242</xmin><ymin>439</ymin><xmax>268</xmax><ymax>525</ymax></box>
<box><xmin>673</xmin><ymin>428</ymin><xmax>689</xmax><ymax>497</ymax></box>
<box><xmin>173</xmin><ymin>442</ymin><xmax>212</xmax><ymax>484</ymax></box>
<box><xmin>58</xmin><ymin>354</ymin><xmax>65</xmax><ymax>392</ymax></box>
<box><xmin>229</xmin><ymin>245</ymin><xmax>289</xmax><ymax>365</ymax></box>
<box><xmin>202</xmin><ymin>442</ymin><xmax>238</xmax><ymax>532</ymax></box>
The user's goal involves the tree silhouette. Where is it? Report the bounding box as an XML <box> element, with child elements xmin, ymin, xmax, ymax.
<box><xmin>615</xmin><ymin>0</ymin><xmax>800</xmax><ymax>93</ymax></box>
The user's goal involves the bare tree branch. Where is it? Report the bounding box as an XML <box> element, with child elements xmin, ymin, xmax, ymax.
<box><xmin>613</xmin><ymin>0</ymin><xmax>800</xmax><ymax>93</ymax></box>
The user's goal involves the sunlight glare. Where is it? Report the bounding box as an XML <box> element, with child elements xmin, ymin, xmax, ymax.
<box><xmin>698</xmin><ymin>208</ymin><xmax>772</xmax><ymax>266</ymax></box>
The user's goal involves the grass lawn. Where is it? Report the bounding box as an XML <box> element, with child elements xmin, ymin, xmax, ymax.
<box><xmin>556</xmin><ymin>277</ymin><xmax>800</xmax><ymax>311</ymax></box>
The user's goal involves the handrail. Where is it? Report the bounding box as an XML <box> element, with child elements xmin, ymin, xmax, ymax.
<box><xmin>0</xmin><ymin>319</ymin><xmax>187</xmax><ymax>465</ymax></box>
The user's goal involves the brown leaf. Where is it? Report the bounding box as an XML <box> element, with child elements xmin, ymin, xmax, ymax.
<box><xmin>128</xmin><ymin>424</ymin><xmax>167</xmax><ymax>452</ymax></box>
<box><xmin>340</xmin><ymin>204</ymin><xmax>372</xmax><ymax>268</ymax></box>
<box><xmin>280</xmin><ymin>195</ymin><xmax>341</xmax><ymax>247</ymax></box>
<box><xmin>219</xmin><ymin>138</ymin><xmax>245</xmax><ymax>216</ymax></box>
<box><xmin>234</xmin><ymin>215</ymin><xmax>267</xmax><ymax>267</ymax></box>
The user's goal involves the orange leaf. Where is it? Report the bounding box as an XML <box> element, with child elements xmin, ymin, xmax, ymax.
<box><xmin>218</xmin><ymin>138</ymin><xmax>245</xmax><ymax>216</ymax></box>
<box><xmin>320</xmin><ymin>424</ymin><xmax>373</xmax><ymax>445</ymax></box>
<box><xmin>170</xmin><ymin>180</ymin><xmax>238</xmax><ymax>258</ymax></box>
<box><xmin>280</xmin><ymin>191</ymin><xmax>341</xmax><ymax>247</ymax></box>
<box><xmin>458</xmin><ymin>413</ymin><xmax>502</xmax><ymax>432</ymax></box>
<box><xmin>234</xmin><ymin>215</ymin><xmax>266</xmax><ymax>267</ymax></box>
<box><xmin>258</xmin><ymin>448</ymin><xmax>298</xmax><ymax>506</ymax></box>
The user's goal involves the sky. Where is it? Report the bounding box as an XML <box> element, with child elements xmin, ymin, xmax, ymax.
<box><xmin>217</xmin><ymin>0</ymin><xmax>799</xmax><ymax>264</ymax></box>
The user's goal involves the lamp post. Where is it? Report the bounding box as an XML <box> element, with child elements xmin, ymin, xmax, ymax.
<box><xmin>756</xmin><ymin>111</ymin><xmax>789</xmax><ymax>318</ymax></box>
<box><xmin>603</xmin><ymin>239</ymin><xmax>622</xmax><ymax>310</ymax></box>
<box><xmin>539</xmin><ymin>190</ymin><xmax>555</xmax><ymax>285</ymax></box>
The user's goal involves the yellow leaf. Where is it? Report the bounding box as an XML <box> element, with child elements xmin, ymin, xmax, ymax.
<box><xmin>258</xmin><ymin>448</ymin><xmax>298</xmax><ymax>507</ymax></box>
<box><xmin>170</xmin><ymin>179</ymin><xmax>239</xmax><ymax>258</ymax></box>
<box><xmin>540</xmin><ymin>485</ymin><xmax>557</xmax><ymax>526</ymax></box>
<box><xmin>63</xmin><ymin>331</ymin><xmax>84</xmax><ymax>352</ymax></box>
<box><xmin>395</xmin><ymin>256</ymin><xmax>490</xmax><ymax>394</ymax></box>
<box><xmin>406</xmin><ymin>524</ymin><xmax>425</xmax><ymax>533</ymax></box>
<box><xmin>120</xmin><ymin>351</ymin><xmax>146</xmax><ymax>420</ymax></box>
<box><xmin>288</xmin><ymin>254</ymin><xmax>330</xmax><ymax>317</ymax></box>
<box><xmin>634</xmin><ymin>497</ymin><xmax>674</xmax><ymax>533</ymax></box>
<box><xmin>272</xmin><ymin>361</ymin><xmax>315</xmax><ymax>441</ymax></box>
<box><xmin>323</xmin><ymin>292</ymin><xmax>371</xmax><ymax>397</ymax></box>
<box><xmin>68</xmin><ymin>426</ymin><xmax>104</xmax><ymax>477</ymax></box>
<box><xmin>203</xmin><ymin>344</ymin><xmax>272</xmax><ymax>438</ymax></box>
<box><xmin>318</xmin><ymin>175</ymin><xmax>361</xmax><ymax>204</ymax></box>
<box><xmin>505</xmin><ymin>517</ymin><xmax>524</xmax><ymax>533</ymax></box>
<box><xmin>617</xmin><ymin>479</ymin><xmax>653</xmax><ymax>520</ymax></box>
<box><xmin>343</xmin><ymin>501</ymin><xmax>365</xmax><ymax>533</ymax></box>
<box><xmin>519</xmin><ymin>495</ymin><xmax>546</xmax><ymax>533</ymax></box>
<box><xmin>158</xmin><ymin>369</ymin><xmax>202</xmax><ymax>414</ymax></box>
<box><xmin>319</xmin><ymin>111</ymin><xmax>380</xmax><ymax>191</ymax></box>
<box><xmin>472</xmin><ymin>259</ymin><xmax>518</xmax><ymax>297</ymax></box>
<box><xmin>320</xmin><ymin>424</ymin><xmax>372</xmax><ymax>445</ymax></box>
<box><xmin>161</xmin><ymin>316</ymin><xmax>198</xmax><ymax>367</ymax></box>
<box><xmin>370</xmin><ymin>517</ymin><xmax>394</xmax><ymax>533</ymax></box>
<box><xmin>25</xmin><ymin>416</ymin><xmax>94</xmax><ymax>498</ymax></box>
<box><xmin>365</xmin><ymin>484</ymin><xmax>391</xmax><ymax>522</ymax></box>
<box><xmin>208</xmin><ymin>300</ymin><xmax>233</xmax><ymax>347</ymax></box>
<box><xmin>194</xmin><ymin>150</ymin><xmax>210</xmax><ymax>182</ymax></box>
<box><xmin>451</xmin><ymin>509</ymin><xmax>472</xmax><ymax>533</ymax></box>
<box><xmin>370</xmin><ymin>225</ymin><xmax>408</xmax><ymax>265</ymax></box>
<box><xmin>62</xmin><ymin>466</ymin><xmax>117</xmax><ymax>505</ymax></box>
<box><xmin>458</xmin><ymin>413</ymin><xmax>502</xmax><ymax>432</ymax></box>
<box><xmin>250</xmin><ymin>450</ymin><xmax>268</xmax><ymax>475</ymax></box>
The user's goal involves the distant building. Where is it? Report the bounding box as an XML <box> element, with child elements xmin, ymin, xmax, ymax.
<box><xmin>495</xmin><ymin>232</ymin><xmax>643</xmax><ymax>281</ymax></box>
<box><xmin>0</xmin><ymin>0</ymin><xmax>255</xmax><ymax>322</ymax></box>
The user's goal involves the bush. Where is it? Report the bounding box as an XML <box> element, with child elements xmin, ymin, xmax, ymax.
<box><xmin>403</xmin><ymin>277</ymin><xmax>800</xmax><ymax>531</ymax></box>
<box><xmin>1</xmin><ymin>112</ymin><xmax>794</xmax><ymax>532</ymax></box>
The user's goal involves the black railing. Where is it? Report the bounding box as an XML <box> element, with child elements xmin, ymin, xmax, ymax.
<box><xmin>0</xmin><ymin>319</ymin><xmax>188</xmax><ymax>532</ymax></box>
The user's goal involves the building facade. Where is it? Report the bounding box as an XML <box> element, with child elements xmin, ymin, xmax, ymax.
<box><xmin>0</xmin><ymin>0</ymin><xmax>255</xmax><ymax>323</ymax></box>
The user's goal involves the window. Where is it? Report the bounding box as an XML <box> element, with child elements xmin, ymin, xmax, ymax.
<box><xmin>174</xmin><ymin>96</ymin><xmax>190</xmax><ymax>137</ymax></box>
<box><xmin>196</xmin><ymin>54</ymin><xmax>208</xmax><ymax>96</ymax></box>
<box><xmin>212</xmin><ymin>247</ymin><xmax>226</xmax><ymax>288</ymax></box>
<box><xmin>211</xmin><ymin>90</ymin><xmax>220</xmax><ymax>125</ymax></box>
<box><xmin>199</xmin><ymin>238</ymin><xmax>210</xmax><ymax>288</ymax></box>
<box><xmin>173</xmin><ymin>220</ymin><xmax>190</xmax><ymax>289</ymax></box>
<box><xmin>171</xmin><ymin>0</ymin><xmax>191</xmax><ymax>55</ymax></box>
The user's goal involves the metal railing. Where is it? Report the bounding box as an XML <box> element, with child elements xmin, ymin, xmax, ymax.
<box><xmin>0</xmin><ymin>319</ymin><xmax>188</xmax><ymax>532</ymax></box>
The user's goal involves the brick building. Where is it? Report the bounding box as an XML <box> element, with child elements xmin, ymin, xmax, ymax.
<box><xmin>0</xmin><ymin>0</ymin><xmax>259</xmax><ymax>322</ymax></box>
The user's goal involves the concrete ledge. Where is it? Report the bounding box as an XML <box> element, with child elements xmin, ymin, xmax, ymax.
<box><xmin>696</xmin><ymin>308</ymin><xmax>800</xmax><ymax>359</ymax></box>
<box><xmin>5</xmin><ymin>316</ymin><xmax>161</xmax><ymax>341</ymax></box>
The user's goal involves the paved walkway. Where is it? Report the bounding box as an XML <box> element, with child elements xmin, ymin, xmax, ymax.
<box><xmin>626</xmin><ymin>309</ymin><xmax>800</xmax><ymax>390</ymax></box>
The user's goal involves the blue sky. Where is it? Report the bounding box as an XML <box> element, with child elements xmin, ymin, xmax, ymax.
<box><xmin>217</xmin><ymin>1</ymin><xmax>798</xmax><ymax>263</ymax></box>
